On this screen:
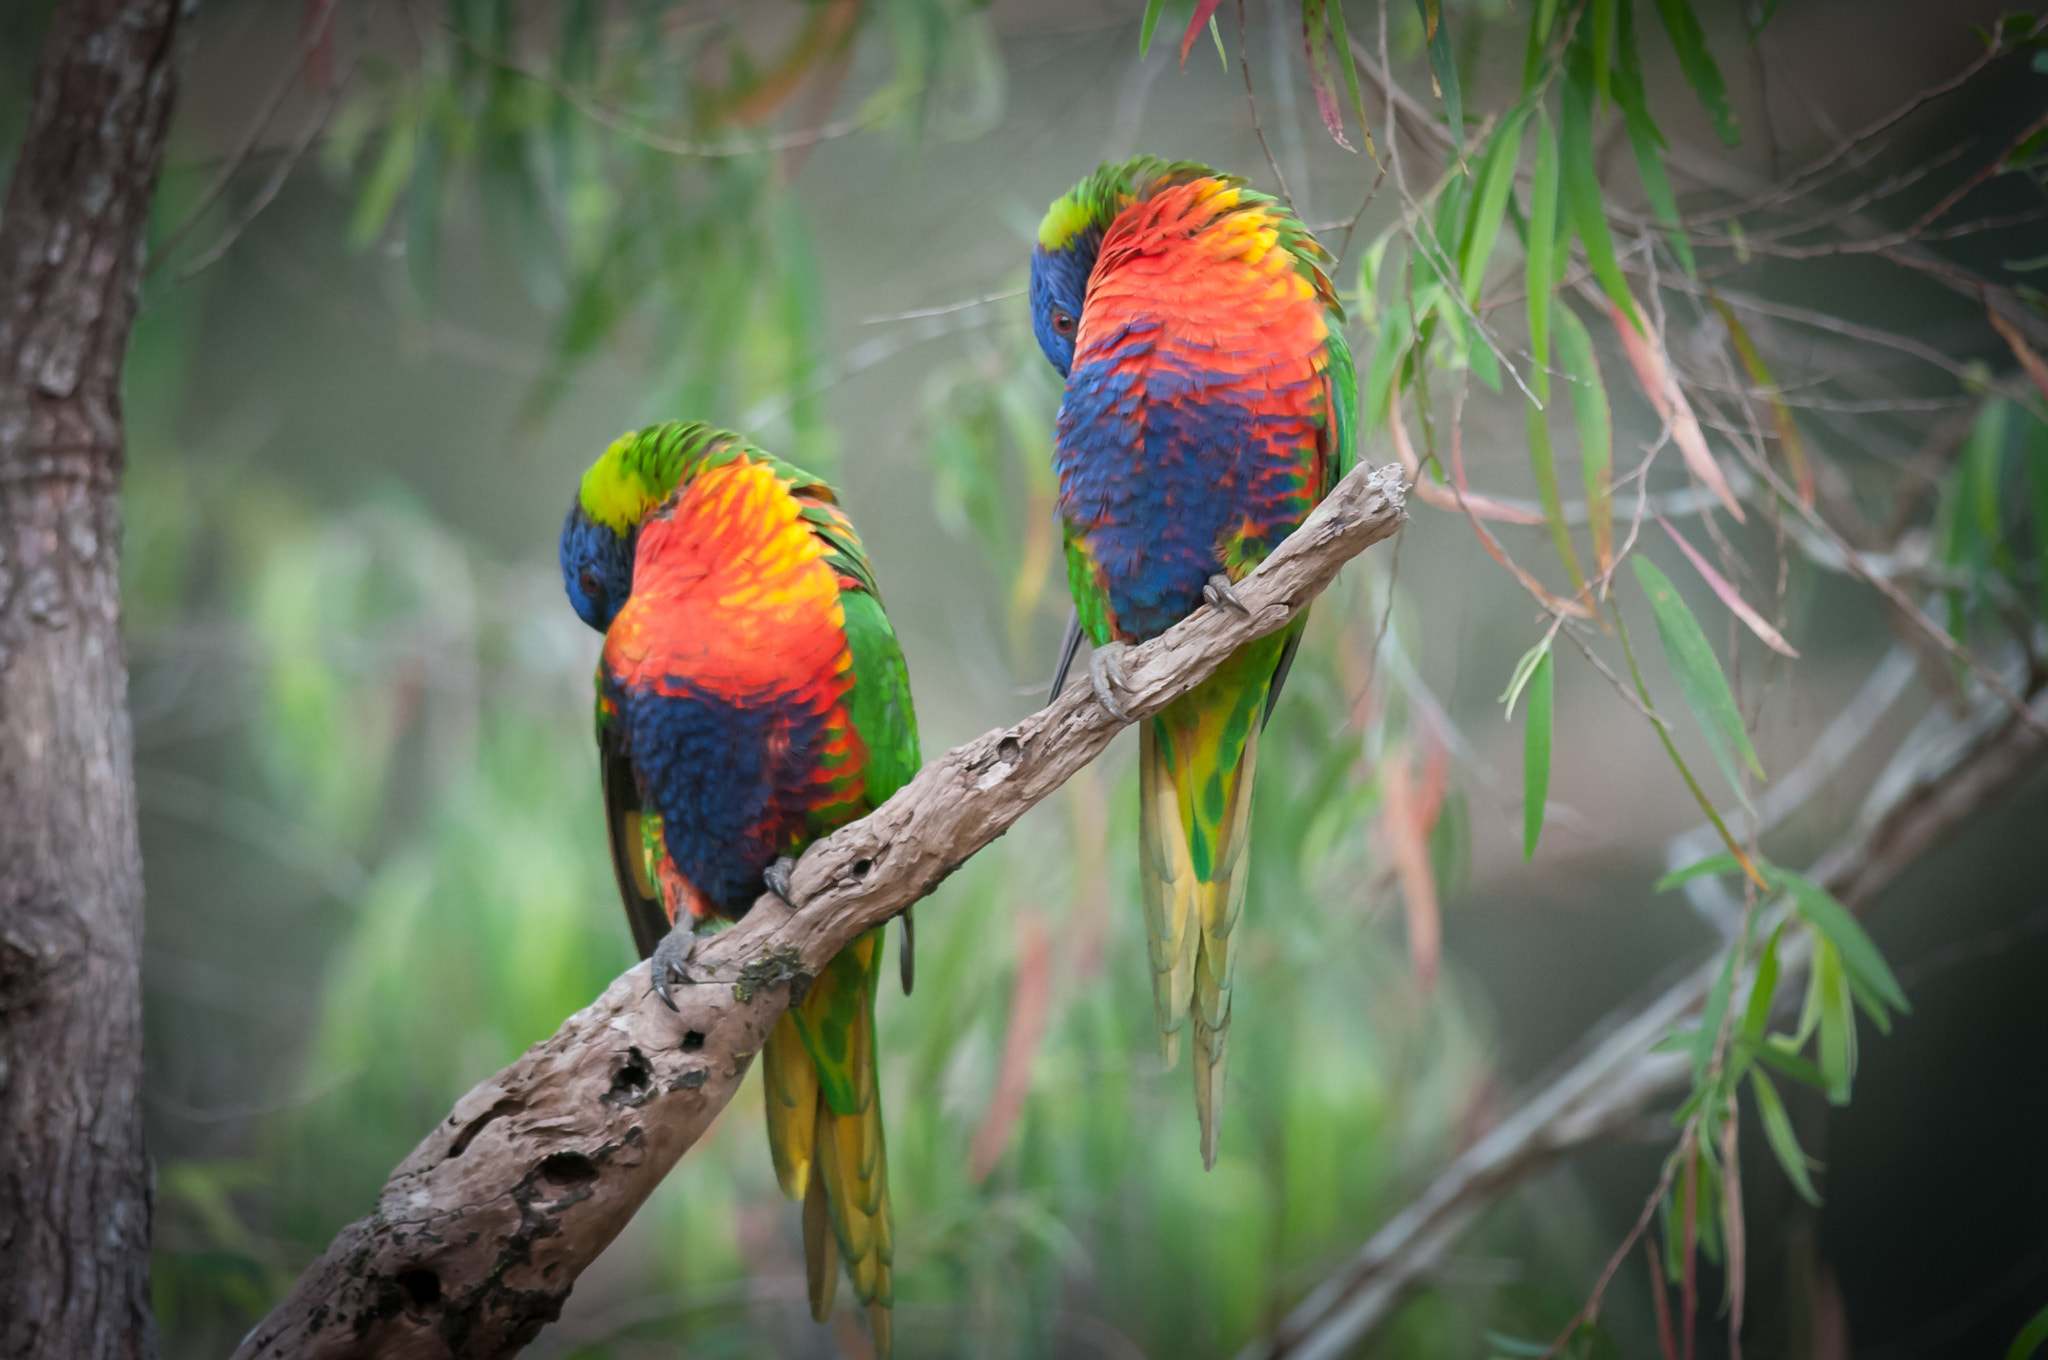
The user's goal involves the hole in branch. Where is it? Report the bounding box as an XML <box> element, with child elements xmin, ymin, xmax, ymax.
<box><xmin>680</xmin><ymin>1030</ymin><xmax>706</xmax><ymax>1052</ymax></box>
<box><xmin>539</xmin><ymin>1151</ymin><xmax>598</xmax><ymax>1186</ymax></box>
<box><xmin>398</xmin><ymin>1268</ymin><xmax>440</xmax><ymax>1307</ymax></box>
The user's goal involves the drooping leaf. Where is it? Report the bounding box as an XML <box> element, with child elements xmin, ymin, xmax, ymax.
<box><xmin>1417</xmin><ymin>0</ymin><xmax>1464</xmax><ymax>159</ymax></box>
<box><xmin>1526</xmin><ymin>400</ymin><xmax>1588</xmax><ymax>587</ymax></box>
<box><xmin>1611</xmin><ymin>605</ymin><xmax>1765</xmax><ymax>887</ymax></box>
<box><xmin>1651</xmin><ymin>0</ymin><xmax>1739</xmax><ymax>145</ymax></box>
<box><xmin>1554</xmin><ymin>305</ymin><xmax>1614</xmax><ymax>574</ymax></box>
<box><xmin>1695</xmin><ymin>930</ymin><xmax>1740</xmax><ymax>1079</ymax></box>
<box><xmin>1382</xmin><ymin>741</ymin><xmax>1442</xmax><ymax>993</ymax></box>
<box><xmin>1177</xmin><ymin>0</ymin><xmax>1225</xmax><ymax>68</ymax></box>
<box><xmin>1592</xmin><ymin>0</ymin><xmax>1616</xmax><ymax>109</ymax></box>
<box><xmin>1659</xmin><ymin>518</ymin><xmax>1800</xmax><ymax>658</ymax></box>
<box><xmin>1526</xmin><ymin>110</ymin><xmax>1560</xmax><ymax>374</ymax></box>
<box><xmin>1560</xmin><ymin>59</ymin><xmax>1639</xmax><ymax>328</ymax></box>
<box><xmin>1461</xmin><ymin>106</ymin><xmax>1530</xmax><ymax>304</ymax></box>
<box><xmin>1969</xmin><ymin>399</ymin><xmax>2010</xmax><ymax>550</ymax></box>
<box><xmin>1655</xmin><ymin>851</ymin><xmax>1744</xmax><ymax>892</ymax></box>
<box><xmin>1501</xmin><ymin>637</ymin><xmax>1553</xmax><ymax>716</ymax></box>
<box><xmin>1303</xmin><ymin>0</ymin><xmax>1358</xmax><ymax>152</ymax></box>
<box><xmin>1776</xmin><ymin>869</ymin><xmax>1909</xmax><ymax>1017</ymax></box>
<box><xmin>1614</xmin><ymin>58</ymin><xmax>1697</xmax><ymax>276</ymax></box>
<box><xmin>1138</xmin><ymin>0</ymin><xmax>1168</xmax><ymax>55</ymax></box>
<box><xmin>1523</xmin><ymin>647</ymin><xmax>1553</xmax><ymax>860</ymax></box>
<box><xmin>1712</xmin><ymin>298</ymin><xmax>1813</xmax><ymax>504</ymax></box>
<box><xmin>1321</xmin><ymin>0</ymin><xmax>1380</xmax><ymax>161</ymax></box>
<box><xmin>1748</xmin><ymin>1068</ymin><xmax>1821</xmax><ymax>1204</ymax></box>
<box><xmin>1633</xmin><ymin>557</ymin><xmax>1766</xmax><ymax>798</ymax></box>
<box><xmin>1607</xmin><ymin>298</ymin><xmax>1746</xmax><ymax>521</ymax></box>
<box><xmin>1739</xmin><ymin>923</ymin><xmax>1783</xmax><ymax>1043</ymax></box>
<box><xmin>1813</xmin><ymin>941</ymin><xmax>1856</xmax><ymax>1104</ymax></box>
<box><xmin>1744</xmin><ymin>1036</ymin><xmax>1827</xmax><ymax>1090</ymax></box>
<box><xmin>1521</xmin><ymin>0</ymin><xmax>1563</xmax><ymax>88</ymax></box>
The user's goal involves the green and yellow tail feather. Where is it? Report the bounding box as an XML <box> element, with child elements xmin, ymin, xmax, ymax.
<box><xmin>767</xmin><ymin>926</ymin><xmax>894</xmax><ymax>1354</ymax></box>
<box><xmin>1137</xmin><ymin>636</ymin><xmax>1280</xmax><ymax>1168</ymax></box>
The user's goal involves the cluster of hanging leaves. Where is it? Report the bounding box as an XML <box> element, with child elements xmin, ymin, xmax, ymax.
<box><xmin>1104</xmin><ymin>0</ymin><xmax>2048</xmax><ymax>1348</ymax></box>
<box><xmin>321</xmin><ymin>0</ymin><xmax>1000</xmax><ymax>461</ymax></box>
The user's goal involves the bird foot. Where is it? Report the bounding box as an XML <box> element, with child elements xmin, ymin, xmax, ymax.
<box><xmin>650</xmin><ymin>925</ymin><xmax>702</xmax><ymax>1012</ymax></box>
<box><xmin>763</xmin><ymin>855</ymin><xmax>799</xmax><ymax>909</ymax></box>
<box><xmin>1088</xmin><ymin>641</ymin><xmax>1134</xmax><ymax>723</ymax></box>
<box><xmin>1203</xmin><ymin>573</ymin><xmax>1251</xmax><ymax>617</ymax></box>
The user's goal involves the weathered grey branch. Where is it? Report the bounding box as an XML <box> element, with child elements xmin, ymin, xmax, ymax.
<box><xmin>1241</xmin><ymin>674</ymin><xmax>2048</xmax><ymax>1360</ymax></box>
<box><xmin>228</xmin><ymin>465</ymin><xmax>1408</xmax><ymax>1360</ymax></box>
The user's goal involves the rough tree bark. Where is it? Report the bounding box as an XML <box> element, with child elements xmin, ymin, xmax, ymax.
<box><xmin>0</xmin><ymin>2</ymin><xmax>194</xmax><ymax>1357</ymax></box>
<box><xmin>227</xmin><ymin>464</ymin><xmax>1408</xmax><ymax>1360</ymax></box>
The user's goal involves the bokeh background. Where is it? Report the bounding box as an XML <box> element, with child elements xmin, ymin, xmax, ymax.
<box><xmin>1</xmin><ymin>1</ymin><xmax>2043</xmax><ymax>1356</ymax></box>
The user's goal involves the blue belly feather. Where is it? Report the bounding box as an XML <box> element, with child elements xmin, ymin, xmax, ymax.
<box><xmin>1055</xmin><ymin>321</ymin><xmax>1317</xmax><ymax>641</ymax></box>
<box><xmin>611</xmin><ymin>677</ymin><xmax>830</xmax><ymax>916</ymax></box>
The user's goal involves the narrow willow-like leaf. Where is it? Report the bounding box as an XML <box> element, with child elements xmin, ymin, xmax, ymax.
<box><xmin>1778</xmin><ymin>869</ymin><xmax>1909</xmax><ymax>1016</ymax></box>
<box><xmin>1177</xmin><ymin>0</ymin><xmax>1224</xmax><ymax>68</ymax></box>
<box><xmin>1969</xmin><ymin>399</ymin><xmax>2010</xmax><ymax>549</ymax></box>
<box><xmin>1303</xmin><ymin>0</ymin><xmax>1357</xmax><ymax>151</ymax></box>
<box><xmin>1523</xmin><ymin>648</ymin><xmax>1553</xmax><ymax>860</ymax></box>
<box><xmin>1749</xmin><ymin>1068</ymin><xmax>1821</xmax><ymax>1204</ymax></box>
<box><xmin>1739</xmin><ymin>923</ymin><xmax>1783</xmax><ymax>1043</ymax></box>
<box><xmin>1461</xmin><ymin>107</ymin><xmax>1529</xmax><ymax>304</ymax></box>
<box><xmin>350</xmin><ymin>113</ymin><xmax>418</xmax><ymax>248</ymax></box>
<box><xmin>1660</xmin><ymin>518</ymin><xmax>1800</xmax><ymax>658</ymax></box>
<box><xmin>1418</xmin><ymin>0</ymin><xmax>1464</xmax><ymax>158</ymax></box>
<box><xmin>1652</xmin><ymin>0</ymin><xmax>1739</xmax><ymax>146</ymax></box>
<box><xmin>1655</xmin><ymin>851</ymin><xmax>1744</xmax><ymax>892</ymax></box>
<box><xmin>1322</xmin><ymin>0</ymin><xmax>1380</xmax><ymax>161</ymax></box>
<box><xmin>1137</xmin><ymin>0</ymin><xmax>1167</xmax><ymax>55</ymax></box>
<box><xmin>1501</xmin><ymin>637</ymin><xmax>1551</xmax><ymax>715</ymax></box>
<box><xmin>1745</xmin><ymin>1036</ymin><xmax>1826</xmax><ymax>1090</ymax></box>
<box><xmin>1611</xmin><ymin>605</ymin><xmax>1767</xmax><ymax>888</ymax></box>
<box><xmin>1712</xmin><ymin>299</ymin><xmax>1813</xmax><ymax>502</ymax></box>
<box><xmin>1554</xmin><ymin>305</ymin><xmax>1613</xmax><ymax>573</ymax></box>
<box><xmin>1615</xmin><ymin>70</ymin><xmax>1697</xmax><ymax>276</ymax></box>
<box><xmin>1560</xmin><ymin>61</ymin><xmax>1639</xmax><ymax>329</ymax></box>
<box><xmin>2028</xmin><ymin>415</ymin><xmax>2048</xmax><ymax>620</ymax></box>
<box><xmin>1592</xmin><ymin>0</ymin><xmax>1616</xmax><ymax>109</ymax></box>
<box><xmin>1521</xmin><ymin>0</ymin><xmax>1562</xmax><ymax>87</ymax></box>
<box><xmin>1634</xmin><ymin>557</ymin><xmax>1765</xmax><ymax>796</ymax></box>
<box><xmin>1694</xmin><ymin>934</ymin><xmax>1739</xmax><ymax>1080</ymax></box>
<box><xmin>1526</xmin><ymin>110</ymin><xmax>1560</xmax><ymax>373</ymax></box>
<box><xmin>1814</xmin><ymin>942</ymin><xmax>1856</xmax><ymax>1104</ymax></box>
<box><xmin>1527</xmin><ymin>405</ymin><xmax>1588</xmax><ymax>588</ymax></box>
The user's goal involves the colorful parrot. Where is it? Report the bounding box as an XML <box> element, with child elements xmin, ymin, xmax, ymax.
<box><xmin>559</xmin><ymin>422</ymin><xmax>920</xmax><ymax>1355</ymax></box>
<box><xmin>1028</xmin><ymin>158</ymin><xmax>1356</xmax><ymax>1167</ymax></box>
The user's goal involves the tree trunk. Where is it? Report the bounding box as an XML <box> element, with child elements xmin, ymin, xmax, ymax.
<box><xmin>0</xmin><ymin>2</ymin><xmax>193</xmax><ymax>1357</ymax></box>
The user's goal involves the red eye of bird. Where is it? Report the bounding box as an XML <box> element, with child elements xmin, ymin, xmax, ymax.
<box><xmin>579</xmin><ymin>569</ymin><xmax>601</xmax><ymax>599</ymax></box>
<box><xmin>1051</xmin><ymin>309</ymin><xmax>1076</xmax><ymax>336</ymax></box>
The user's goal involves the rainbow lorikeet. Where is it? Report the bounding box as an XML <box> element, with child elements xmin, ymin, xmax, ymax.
<box><xmin>559</xmin><ymin>422</ymin><xmax>919</xmax><ymax>1354</ymax></box>
<box><xmin>1028</xmin><ymin>159</ymin><xmax>1357</xmax><ymax>1167</ymax></box>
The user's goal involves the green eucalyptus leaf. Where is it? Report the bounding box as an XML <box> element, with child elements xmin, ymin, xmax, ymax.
<box><xmin>1749</xmin><ymin>1068</ymin><xmax>1821</xmax><ymax>1204</ymax></box>
<box><xmin>1633</xmin><ymin>557</ymin><xmax>1765</xmax><ymax>801</ymax></box>
<box><xmin>1652</xmin><ymin>0</ymin><xmax>1739</xmax><ymax>145</ymax></box>
<box><xmin>1523</xmin><ymin>647</ymin><xmax>1554</xmax><ymax>861</ymax></box>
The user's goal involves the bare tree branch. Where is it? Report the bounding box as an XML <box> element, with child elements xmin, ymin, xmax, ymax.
<box><xmin>227</xmin><ymin>466</ymin><xmax>1408</xmax><ymax>1360</ymax></box>
<box><xmin>1240</xmin><ymin>670</ymin><xmax>2048</xmax><ymax>1360</ymax></box>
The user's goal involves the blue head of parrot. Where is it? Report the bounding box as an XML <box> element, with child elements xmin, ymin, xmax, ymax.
<box><xmin>559</xmin><ymin>502</ymin><xmax>635</xmax><ymax>633</ymax></box>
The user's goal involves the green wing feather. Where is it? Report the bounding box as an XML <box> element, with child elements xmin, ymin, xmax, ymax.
<box><xmin>767</xmin><ymin>526</ymin><xmax>916</xmax><ymax>1359</ymax></box>
<box><xmin>595</xmin><ymin>686</ymin><xmax>670</xmax><ymax>960</ymax></box>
